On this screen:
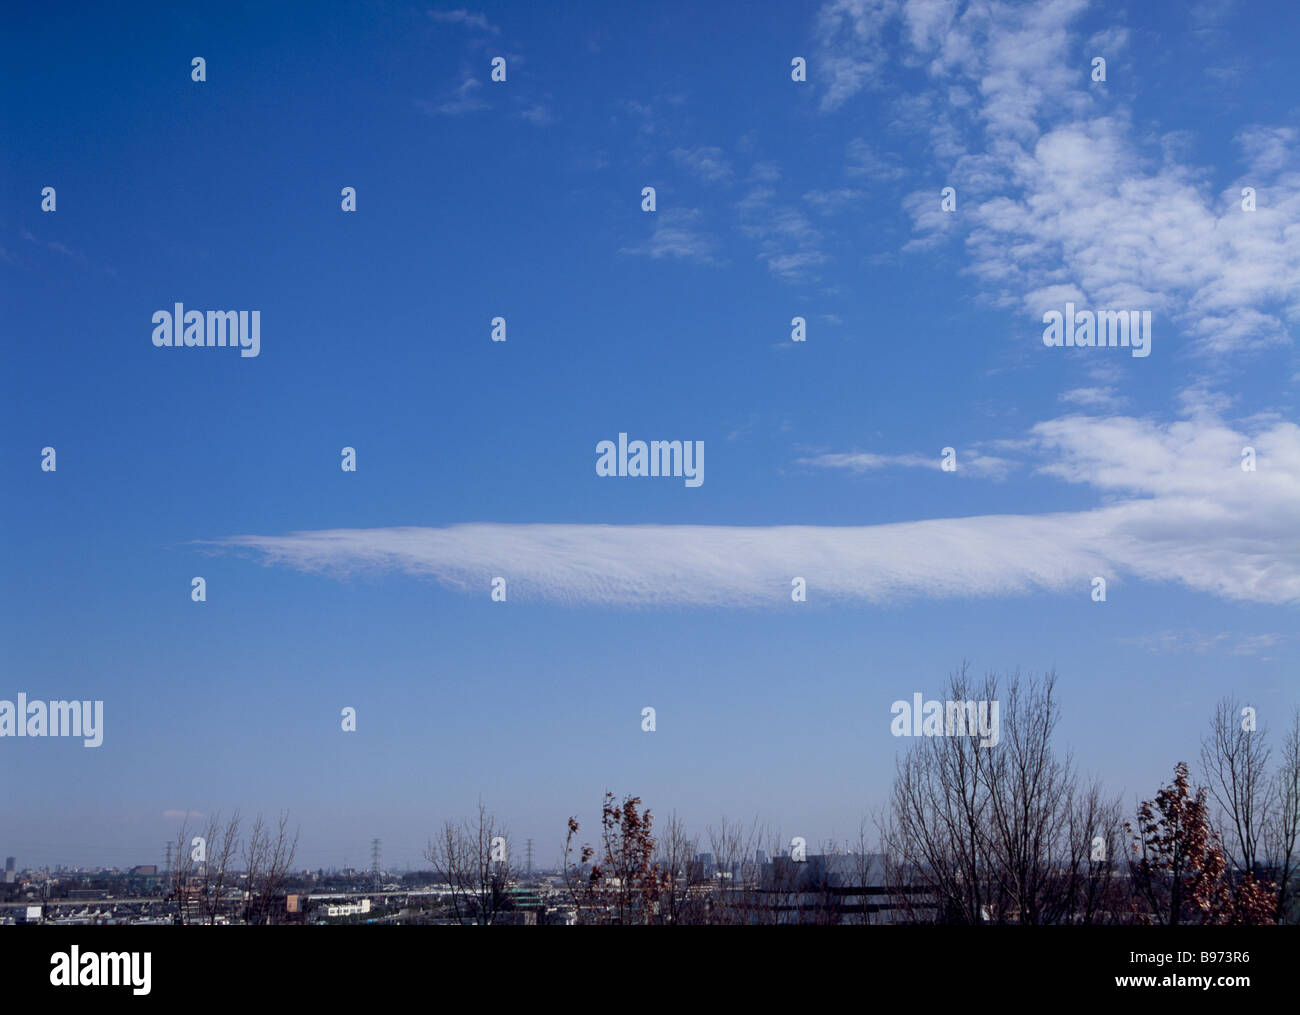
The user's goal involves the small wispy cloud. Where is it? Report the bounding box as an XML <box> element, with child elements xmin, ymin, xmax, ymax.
<box><xmin>18</xmin><ymin>227</ymin><xmax>88</xmax><ymax>264</ymax></box>
<box><xmin>813</xmin><ymin>0</ymin><xmax>898</xmax><ymax>112</ymax></box>
<box><xmin>1123</xmin><ymin>630</ymin><xmax>1284</xmax><ymax>657</ymax></box>
<box><xmin>1059</xmin><ymin>386</ymin><xmax>1128</xmax><ymax>411</ymax></box>
<box><xmin>416</xmin><ymin>76</ymin><xmax>489</xmax><ymax>116</ymax></box>
<box><xmin>1236</xmin><ymin>125</ymin><xmax>1298</xmax><ymax>175</ymax></box>
<box><xmin>737</xmin><ymin>187</ymin><xmax>828</xmax><ymax>281</ymax></box>
<box><xmin>619</xmin><ymin>207</ymin><xmax>719</xmax><ymax>264</ymax></box>
<box><xmin>799</xmin><ymin>449</ymin><xmax>1016</xmax><ymax>479</ymax></box>
<box><xmin>802</xmin><ymin>187</ymin><xmax>865</xmax><ymax>214</ymax></box>
<box><xmin>670</xmin><ymin>146</ymin><xmax>733</xmax><ymax>183</ymax></box>
<box><xmin>844</xmin><ymin>138</ymin><xmax>905</xmax><ymax>181</ymax></box>
<box><xmin>725</xmin><ymin>413</ymin><xmax>760</xmax><ymax>442</ymax></box>
<box><xmin>517</xmin><ymin>102</ymin><xmax>553</xmax><ymax>126</ymax></box>
<box><xmin>618</xmin><ymin>98</ymin><xmax>659</xmax><ymax>135</ymax></box>
<box><xmin>429</xmin><ymin>9</ymin><xmax>499</xmax><ymax>34</ymax></box>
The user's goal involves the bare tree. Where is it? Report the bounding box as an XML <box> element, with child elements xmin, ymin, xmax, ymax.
<box><xmin>706</xmin><ymin>816</ymin><xmax>764</xmax><ymax>925</ymax></box>
<box><xmin>427</xmin><ymin>820</ymin><xmax>469</xmax><ymax>923</ymax></box>
<box><xmin>881</xmin><ymin>664</ymin><xmax>996</xmax><ymax>924</ymax></box>
<box><xmin>169</xmin><ymin>816</ymin><xmax>194</xmax><ymax>926</ymax></box>
<box><xmin>881</xmin><ymin>664</ymin><xmax>1124</xmax><ymax>925</ymax></box>
<box><xmin>979</xmin><ymin>672</ymin><xmax>1067</xmax><ymax>923</ymax></box>
<box><xmin>1200</xmin><ymin>696</ymin><xmax>1271</xmax><ymax>877</ymax></box>
<box><xmin>979</xmin><ymin>671</ymin><xmax>1124</xmax><ymax>924</ymax></box>
<box><xmin>1061</xmin><ymin>780</ymin><xmax>1127</xmax><ymax>924</ymax></box>
<box><xmin>1200</xmin><ymin>698</ymin><xmax>1300</xmax><ymax>922</ymax></box>
<box><xmin>426</xmin><ymin>801</ymin><xmax>512</xmax><ymax>925</ymax></box>
<box><xmin>1263</xmin><ymin>707</ymin><xmax>1300</xmax><ymax>921</ymax></box>
<box><xmin>653</xmin><ymin>811</ymin><xmax>702</xmax><ymax>924</ymax></box>
<box><xmin>848</xmin><ymin>817</ymin><xmax>884</xmax><ymax>925</ymax></box>
<box><xmin>196</xmin><ymin>811</ymin><xmax>241</xmax><ymax>925</ymax></box>
<box><xmin>242</xmin><ymin>814</ymin><xmax>266</xmax><ymax>923</ymax></box>
<box><xmin>242</xmin><ymin>812</ymin><xmax>298</xmax><ymax>925</ymax></box>
<box><xmin>798</xmin><ymin>838</ymin><xmax>848</xmax><ymax>925</ymax></box>
<box><xmin>758</xmin><ymin>828</ymin><xmax>815</xmax><ymax>925</ymax></box>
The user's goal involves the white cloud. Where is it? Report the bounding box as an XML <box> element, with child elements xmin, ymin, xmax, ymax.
<box><xmin>1236</xmin><ymin>125</ymin><xmax>1298</xmax><ymax>175</ymax></box>
<box><xmin>803</xmin><ymin>188</ymin><xmax>866</xmax><ymax>213</ymax></box>
<box><xmin>814</xmin><ymin>0</ymin><xmax>1300</xmax><ymax>356</ymax></box>
<box><xmin>619</xmin><ymin>207</ymin><xmax>718</xmax><ymax>263</ymax></box>
<box><xmin>814</xmin><ymin>0</ymin><xmax>901</xmax><ymax>111</ymax></box>
<box><xmin>418</xmin><ymin>76</ymin><xmax>488</xmax><ymax>115</ymax></box>
<box><xmin>214</xmin><ymin>413</ymin><xmax>1300</xmax><ymax>608</ymax></box>
<box><xmin>1085</xmin><ymin>26</ymin><xmax>1130</xmax><ymax>53</ymax></box>
<box><xmin>429</xmin><ymin>9</ymin><xmax>499</xmax><ymax>34</ymax></box>
<box><xmin>670</xmin><ymin>146</ymin><xmax>733</xmax><ymax>183</ymax></box>
<box><xmin>844</xmin><ymin>138</ymin><xmax>905</xmax><ymax>181</ymax></box>
<box><xmin>1190</xmin><ymin>0</ymin><xmax>1236</xmax><ymax>31</ymax></box>
<box><xmin>798</xmin><ymin>449</ymin><xmax>1015</xmax><ymax>478</ymax></box>
<box><xmin>1124</xmin><ymin>630</ymin><xmax>1283</xmax><ymax>656</ymax></box>
<box><xmin>517</xmin><ymin>103</ymin><xmax>553</xmax><ymax>126</ymax></box>
<box><xmin>1059</xmin><ymin>386</ymin><xmax>1127</xmax><ymax>410</ymax></box>
<box><xmin>737</xmin><ymin>187</ymin><xmax>829</xmax><ymax>280</ymax></box>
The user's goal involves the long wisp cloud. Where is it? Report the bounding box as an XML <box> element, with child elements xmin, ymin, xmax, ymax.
<box><xmin>212</xmin><ymin>414</ymin><xmax>1300</xmax><ymax>608</ymax></box>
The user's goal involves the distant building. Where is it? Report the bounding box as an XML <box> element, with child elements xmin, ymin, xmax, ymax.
<box><xmin>323</xmin><ymin>898</ymin><xmax>371</xmax><ymax>918</ymax></box>
<box><xmin>130</xmin><ymin>865</ymin><xmax>158</xmax><ymax>876</ymax></box>
<box><xmin>762</xmin><ymin>853</ymin><xmax>937</xmax><ymax>924</ymax></box>
<box><xmin>691</xmin><ymin>853</ymin><xmax>716</xmax><ymax>879</ymax></box>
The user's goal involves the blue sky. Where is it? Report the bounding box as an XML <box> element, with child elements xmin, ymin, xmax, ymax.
<box><xmin>2</xmin><ymin>0</ymin><xmax>1298</xmax><ymax>871</ymax></box>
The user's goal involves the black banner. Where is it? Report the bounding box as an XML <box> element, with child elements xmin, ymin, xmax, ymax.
<box><xmin>2</xmin><ymin>927</ymin><xmax>1288</xmax><ymax>1003</ymax></box>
